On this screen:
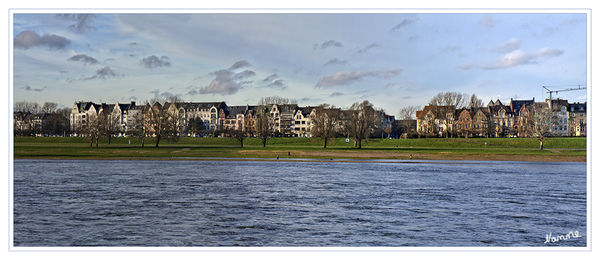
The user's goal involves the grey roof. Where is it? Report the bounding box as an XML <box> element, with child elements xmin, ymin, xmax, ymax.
<box><xmin>277</xmin><ymin>104</ymin><xmax>299</xmax><ymax>113</ymax></box>
<box><xmin>487</xmin><ymin>105</ymin><xmax>512</xmax><ymax>115</ymax></box>
<box><xmin>225</xmin><ymin>105</ymin><xmax>248</xmax><ymax>118</ymax></box>
<box><xmin>298</xmin><ymin>106</ymin><xmax>317</xmax><ymax>116</ymax></box>
<box><xmin>180</xmin><ymin>102</ymin><xmax>227</xmax><ymax>110</ymax></box>
<box><xmin>568</xmin><ymin>102</ymin><xmax>586</xmax><ymax>112</ymax></box>
<box><xmin>509</xmin><ymin>99</ymin><xmax>534</xmax><ymax>116</ymax></box>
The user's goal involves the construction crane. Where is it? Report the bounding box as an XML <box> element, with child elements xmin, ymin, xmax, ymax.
<box><xmin>542</xmin><ymin>85</ymin><xmax>586</xmax><ymax>103</ymax></box>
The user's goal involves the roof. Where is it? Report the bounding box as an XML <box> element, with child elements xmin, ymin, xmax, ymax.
<box><xmin>509</xmin><ymin>98</ymin><xmax>535</xmax><ymax>116</ymax></box>
<box><xmin>298</xmin><ymin>106</ymin><xmax>318</xmax><ymax>116</ymax></box>
<box><xmin>416</xmin><ymin>105</ymin><xmax>456</xmax><ymax>120</ymax></box>
<box><xmin>277</xmin><ymin>104</ymin><xmax>299</xmax><ymax>113</ymax></box>
<box><xmin>568</xmin><ymin>102</ymin><xmax>586</xmax><ymax>112</ymax></box>
<box><xmin>179</xmin><ymin>102</ymin><xmax>227</xmax><ymax>110</ymax></box>
<box><xmin>487</xmin><ymin>105</ymin><xmax>511</xmax><ymax>115</ymax></box>
<box><xmin>225</xmin><ymin>105</ymin><xmax>248</xmax><ymax>118</ymax></box>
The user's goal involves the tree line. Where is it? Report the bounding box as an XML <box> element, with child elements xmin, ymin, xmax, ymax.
<box><xmin>13</xmin><ymin>101</ymin><xmax>71</xmax><ymax>136</ymax></box>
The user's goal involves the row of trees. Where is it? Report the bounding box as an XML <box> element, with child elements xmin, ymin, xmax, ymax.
<box><xmin>208</xmin><ymin>100</ymin><xmax>382</xmax><ymax>149</ymax></box>
<box><xmin>400</xmin><ymin>91</ymin><xmax>558</xmax><ymax>150</ymax></box>
<box><xmin>13</xmin><ymin>101</ymin><xmax>71</xmax><ymax>136</ymax></box>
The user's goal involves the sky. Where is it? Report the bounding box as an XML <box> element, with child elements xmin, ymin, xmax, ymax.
<box><xmin>12</xmin><ymin>12</ymin><xmax>587</xmax><ymax>116</ymax></box>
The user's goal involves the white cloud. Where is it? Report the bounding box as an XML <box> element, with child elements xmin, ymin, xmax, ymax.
<box><xmin>197</xmin><ymin>60</ymin><xmax>256</xmax><ymax>95</ymax></box>
<box><xmin>492</xmin><ymin>38</ymin><xmax>521</xmax><ymax>53</ymax></box>
<box><xmin>315</xmin><ymin>69</ymin><xmax>402</xmax><ymax>88</ymax></box>
<box><xmin>483</xmin><ymin>48</ymin><xmax>563</xmax><ymax>70</ymax></box>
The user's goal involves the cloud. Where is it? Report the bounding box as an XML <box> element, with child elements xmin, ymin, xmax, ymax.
<box><xmin>23</xmin><ymin>85</ymin><xmax>46</xmax><ymax>92</ymax></box>
<box><xmin>479</xmin><ymin>15</ymin><xmax>496</xmax><ymax>29</ymax></box>
<box><xmin>492</xmin><ymin>38</ymin><xmax>521</xmax><ymax>53</ymax></box>
<box><xmin>67</xmin><ymin>54</ymin><xmax>99</xmax><ymax>65</ymax></box>
<box><xmin>261</xmin><ymin>73</ymin><xmax>287</xmax><ymax>89</ymax></box>
<box><xmin>84</xmin><ymin>66</ymin><xmax>119</xmax><ymax>80</ymax></box>
<box><xmin>229</xmin><ymin>60</ymin><xmax>251</xmax><ymax>70</ymax></box>
<box><xmin>14</xmin><ymin>31</ymin><xmax>71</xmax><ymax>50</ymax></box>
<box><xmin>233</xmin><ymin>70</ymin><xmax>256</xmax><ymax>80</ymax></box>
<box><xmin>315</xmin><ymin>69</ymin><xmax>402</xmax><ymax>88</ymax></box>
<box><xmin>455</xmin><ymin>63</ymin><xmax>476</xmax><ymax>70</ymax></box>
<box><xmin>197</xmin><ymin>60</ymin><xmax>256</xmax><ymax>95</ymax></box>
<box><xmin>323</xmin><ymin>58</ymin><xmax>348</xmax><ymax>67</ymax></box>
<box><xmin>313</xmin><ymin>40</ymin><xmax>343</xmax><ymax>50</ymax></box>
<box><xmin>262</xmin><ymin>73</ymin><xmax>278</xmax><ymax>82</ymax></box>
<box><xmin>391</xmin><ymin>18</ymin><xmax>418</xmax><ymax>32</ymax></box>
<box><xmin>357</xmin><ymin>43</ymin><xmax>380</xmax><ymax>54</ymax></box>
<box><xmin>329</xmin><ymin>92</ymin><xmax>344</xmax><ymax>97</ymax></box>
<box><xmin>141</xmin><ymin>55</ymin><xmax>171</xmax><ymax>68</ymax></box>
<box><xmin>150</xmin><ymin>89</ymin><xmax>178</xmax><ymax>100</ymax></box>
<box><xmin>128</xmin><ymin>42</ymin><xmax>138</xmax><ymax>46</ymax></box>
<box><xmin>407</xmin><ymin>35</ymin><xmax>420</xmax><ymax>41</ymax></box>
<box><xmin>56</xmin><ymin>14</ymin><xmax>96</xmax><ymax>33</ymax></box>
<box><xmin>483</xmin><ymin>48</ymin><xmax>563</xmax><ymax>70</ymax></box>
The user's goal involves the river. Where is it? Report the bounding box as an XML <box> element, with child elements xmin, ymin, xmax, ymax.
<box><xmin>13</xmin><ymin>159</ymin><xmax>587</xmax><ymax>247</ymax></box>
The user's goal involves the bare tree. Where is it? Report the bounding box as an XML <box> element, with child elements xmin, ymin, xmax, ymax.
<box><xmin>398</xmin><ymin>105</ymin><xmax>420</xmax><ymax>120</ymax></box>
<box><xmin>345</xmin><ymin>100</ymin><xmax>378</xmax><ymax>149</ymax></box>
<box><xmin>310</xmin><ymin>104</ymin><xmax>340</xmax><ymax>148</ymax></box>
<box><xmin>98</xmin><ymin>108</ymin><xmax>120</xmax><ymax>144</ymax></box>
<box><xmin>41</xmin><ymin>102</ymin><xmax>58</xmax><ymax>113</ymax></box>
<box><xmin>187</xmin><ymin>117</ymin><xmax>205</xmax><ymax>137</ymax></box>
<box><xmin>258</xmin><ymin>96</ymin><xmax>297</xmax><ymax>105</ymax></box>
<box><xmin>228</xmin><ymin>127</ymin><xmax>248</xmax><ymax>148</ymax></box>
<box><xmin>429</xmin><ymin>91</ymin><xmax>468</xmax><ymax>108</ymax></box>
<box><xmin>468</xmin><ymin>94</ymin><xmax>484</xmax><ymax>108</ymax></box>
<box><xmin>254</xmin><ymin>105</ymin><xmax>272</xmax><ymax>147</ymax></box>
<box><xmin>530</xmin><ymin>105</ymin><xmax>555</xmax><ymax>150</ymax></box>
<box><xmin>42</xmin><ymin>113</ymin><xmax>69</xmax><ymax>136</ymax></box>
<box><xmin>127</xmin><ymin>106</ymin><xmax>148</xmax><ymax>147</ymax></box>
<box><xmin>146</xmin><ymin>98</ymin><xmax>184</xmax><ymax>148</ymax></box>
<box><xmin>78</xmin><ymin>113</ymin><xmax>101</xmax><ymax>147</ymax></box>
<box><xmin>14</xmin><ymin>101</ymin><xmax>40</xmax><ymax>113</ymax></box>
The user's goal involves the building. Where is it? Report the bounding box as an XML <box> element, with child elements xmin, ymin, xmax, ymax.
<box><xmin>486</xmin><ymin>99</ymin><xmax>514</xmax><ymax>137</ymax></box>
<box><xmin>292</xmin><ymin>106</ymin><xmax>317</xmax><ymax>137</ymax></box>
<box><xmin>547</xmin><ymin>99</ymin><xmax>569</xmax><ymax>136</ymax></box>
<box><xmin>416</xmin><ymin>105</ymin><xmax>456</xmax><ymax>137</ymax></box>
<box><xmin>568</xmin><ymin>102</ymin><xmax>586</xmax><ymax>136</ymax></box>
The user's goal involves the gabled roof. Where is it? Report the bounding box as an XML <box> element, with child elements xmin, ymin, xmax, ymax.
<box><xmin>225</xmin><ymin>106</ymin><xmax>248</xmax><ymax>118</ymax></box>
<box><xmin>416</xmin><ymin>105</ymin><xmax>456</xmax><ymax>120</ymax></box>
<box><xmin>487</xmin><ymin>105</ymin><xmax>511</xmax><ymax>115</ymax></box>
<box><xmin>298</xmin><ymin>106</ymin><xmax>318</xmax><ymax>116</ymax></box>
<box><xmin>509</xmin><ymin>98</ymin><xmax>535</xmax><ymax>116</ymax></box>
<box><xmin>568</xmin><ymin>102</ymin><xmax>586</xmax><ymax>112</ymax></box>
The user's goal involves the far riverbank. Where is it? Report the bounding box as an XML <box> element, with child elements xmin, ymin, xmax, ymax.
<box><xmin>13</xmin><ymin>136</ymin><xmax>586</xmax><ymax>162</ymax></box>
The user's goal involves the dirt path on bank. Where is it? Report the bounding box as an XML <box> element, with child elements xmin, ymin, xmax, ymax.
<box><xmin>238</xmin><ymin>150</ymin><xmax>585</xmax><ymax>162</ymax></box>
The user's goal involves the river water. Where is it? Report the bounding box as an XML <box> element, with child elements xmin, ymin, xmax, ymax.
<box><xmin>13</xmin><ymin>159</ymin><xmax>586</xmax><ymax>247</ymax></box>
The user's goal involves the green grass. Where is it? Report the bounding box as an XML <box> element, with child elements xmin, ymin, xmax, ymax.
<box><xmin>13</xmin><ymin>136</ymin><xmax>586</xmax><ymax>161</ymax></box>
<box><xmin>14</xmin><ymin>136</ymin><xmax>586</xmax><ymax>148</ymax></box>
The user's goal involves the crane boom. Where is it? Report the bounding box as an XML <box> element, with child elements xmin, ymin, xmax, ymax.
<box><xmin>542</xmin><ymin>85</ymin><xmax>586</xmax><ymax>103</ymax></box>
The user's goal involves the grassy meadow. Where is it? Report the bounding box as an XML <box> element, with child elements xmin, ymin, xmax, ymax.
<box><xmin>13</xmin><ymin>136</ymin><xmax>586</xmax><ymax>162</ymax></box>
